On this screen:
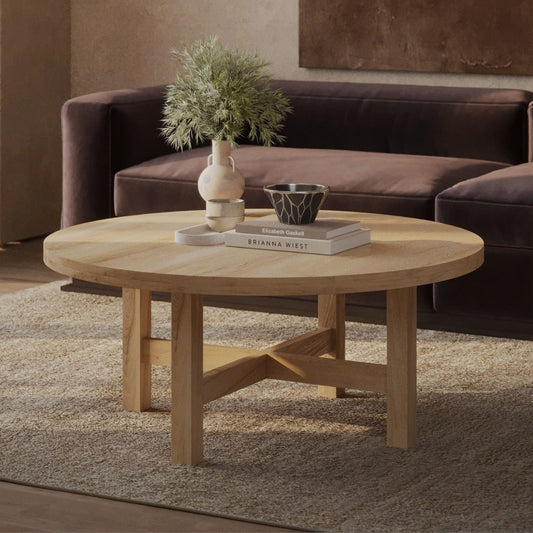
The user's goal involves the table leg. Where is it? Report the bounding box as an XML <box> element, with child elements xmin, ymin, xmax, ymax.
<box><xmin>386</xmin><ymin>286</ymin><xmax>417</xmax><ymax>448</ymax></box>
<box><xmin>122</xmin><ymin>288</ymin><xmax>152</xmax><ymax>411</ymax></box>
<box><xmin>171</xmin><ymin>293</ymin><xmax>204</xmax><ymax>465</ymax></box>
<box><xmin>317</xmin><ymin>294</ymin><xmax>346</xmax><ymax>398</ymax></box>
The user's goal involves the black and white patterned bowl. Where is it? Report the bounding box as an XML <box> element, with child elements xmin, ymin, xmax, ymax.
<box><xmin>264</xmin><ymin>183</ymin><xmax>329</xmax><ymax>225</ymax></box>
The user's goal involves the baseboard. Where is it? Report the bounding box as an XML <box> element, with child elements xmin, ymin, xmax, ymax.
<box><xmin>60</xmin><ymin>279</ymin><xmax>533</xmax><ymax>340</ymax></box>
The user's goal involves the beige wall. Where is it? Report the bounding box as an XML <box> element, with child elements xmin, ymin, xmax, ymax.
<box><xmin>71</xmin><ymin>0</ymin><xmax>533</xmax><ymax>96</ymax></box>
<box><xmin>3</xmin><ymin>0</ymin><xmax>533</xmax><ymax>243</ymax></box>
<box><xmin>0</xmin><ymin>3</ymin><xmax>3</xmax><ymax>228</ymax></box>
<box><xmin>0</xmin><ymin>0</ymin><xmax>70</xmax><ymax>244</ymax></box>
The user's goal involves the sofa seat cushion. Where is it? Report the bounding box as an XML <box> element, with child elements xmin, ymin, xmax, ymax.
<box><xmin>114</xmin><ymin>145</ymin><xmax>508</xmax><ymax>220</ymax></box>
<box><xmin>436</xmin><ymin>164</ymin><xmax>533</xmax><ymax>249</ymax></box>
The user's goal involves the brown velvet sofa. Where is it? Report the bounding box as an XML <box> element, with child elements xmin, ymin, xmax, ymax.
<box><xmin>61</xmin><ymin>80</ymin><xmax>533</xmax><ymax>338</ymax></box>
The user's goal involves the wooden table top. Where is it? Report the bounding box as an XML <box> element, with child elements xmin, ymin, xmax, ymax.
<box><xmin>43</xmin><ymin>209</ymin><xmax>484</xmax><ymax>296</ymax></box>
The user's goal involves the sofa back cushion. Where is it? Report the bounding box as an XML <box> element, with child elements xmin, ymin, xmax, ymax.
<box><xmin>271</xmin><ymin>80</ymin><xmax>533</xmax><ymax>165</ymax></box>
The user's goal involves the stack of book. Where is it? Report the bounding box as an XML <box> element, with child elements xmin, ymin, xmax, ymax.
<box><xmin>224</xmin><ymin>215</ymin><xmax>370</xmax><ymax>255</ymax></box>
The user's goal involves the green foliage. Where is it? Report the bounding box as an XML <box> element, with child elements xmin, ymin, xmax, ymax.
<box><xmin>161</xmin><ymin>36</ymin><xmax>292</xmax><ymax>151</ymax></box>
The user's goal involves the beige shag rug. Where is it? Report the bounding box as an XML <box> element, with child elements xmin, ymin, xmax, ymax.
<box><xmin>0</xmin><ymin>281</ymin><xmax>532</xmax><ymax>532</ymax></box>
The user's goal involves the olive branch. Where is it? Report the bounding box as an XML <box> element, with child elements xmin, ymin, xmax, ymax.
<box><xmin>161</xmin><ymin>36</ymin><xmax>292</xmax><ymax>151</ymax></box>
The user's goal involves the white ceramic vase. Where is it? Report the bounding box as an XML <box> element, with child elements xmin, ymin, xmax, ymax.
<box><xmin>197</xmin><ymin>140</ymin><xmax>244</xmax><ymax>201</ymax></box>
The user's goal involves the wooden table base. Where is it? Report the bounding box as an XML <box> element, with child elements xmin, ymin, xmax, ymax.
<box><xmin>122</xmin><ymin>288</ymin><xmax>417</xmax><ymax>465</ymax></box>
<box><xmin>45</xmin><ymin>210</ymin><xmax>483</xmax><ymax>466</ymax></box>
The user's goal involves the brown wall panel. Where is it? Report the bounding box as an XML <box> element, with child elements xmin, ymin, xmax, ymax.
<box><xmin>300</xmin><ymin>0</ymin><xmax>533</xmax><ymax>75</ymax></box>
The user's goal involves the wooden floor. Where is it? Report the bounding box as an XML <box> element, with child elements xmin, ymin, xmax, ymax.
<box><xmin>0</xmin><ymin>237</ymin><xmax>66</xmax><ymax>295</ymax></box>
<box><xmin>0</xmin><ymin>237</ymin><xmax>297</xmax><ymax>533</ymax></box>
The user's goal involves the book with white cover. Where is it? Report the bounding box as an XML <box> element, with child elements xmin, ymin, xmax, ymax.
<box><xmin>234</xmin><ymin>215</ymin><xmax>360</xmax><ymax>240</ymax></box>
<box><xmin>224</xmin><ymin>228</ymin><xmax>371</xmax><ymax>255</ymax></box>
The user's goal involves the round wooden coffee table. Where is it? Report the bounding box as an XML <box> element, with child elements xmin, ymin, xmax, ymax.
<box><xmin>43</xmin><ymin>209</ymin><xmax>483</xmax><ymax>465</ymax></box>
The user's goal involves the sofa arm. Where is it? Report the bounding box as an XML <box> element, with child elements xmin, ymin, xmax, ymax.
<box><xmin>61</xmin><ymin>85</ymin><xmax>172</xmax><ymax>227</ymax></box>
<box><xmin>436</xmin><ymin>163</ymin><xmax>533</xmax><ymax>249</ymax></box>
<box><xmin>435</xmin><ymin>164</ymin><xmax>533</xmax><ymax>322</ymax></box>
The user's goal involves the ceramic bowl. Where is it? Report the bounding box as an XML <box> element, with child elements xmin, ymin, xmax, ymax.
<box><xmin>263</xmin><ymin>183</ymin><xmax>329</xmax><ymax>225</ymax></box>
<box><xmin>205</xmin><ymin>215</ymin><xmax>244</xmax><ymax>232</ymax></box>
<box><xmin>205</xmin><ymin>198</ymin><xmax>245</xmax><ymax>218</ymax></box>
